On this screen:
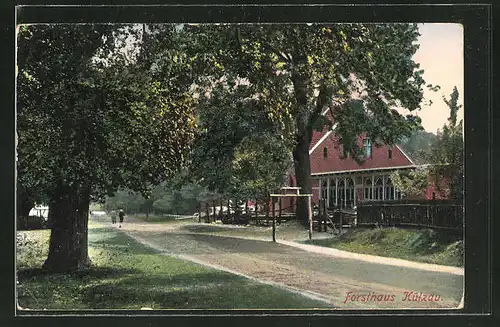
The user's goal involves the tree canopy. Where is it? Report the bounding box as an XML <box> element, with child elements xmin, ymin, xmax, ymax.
<box><xmin>17</xmin><ymin>24</ymin><xmax>197</xmax><ymax>271</ymax></box>
<box><xmin>398</xmin><ymin>130</ymin><xmax>438</xmax><ymax>164</ymax></box>
<box><xmin>17</xmin><ymin>23</ymin><xmax>437</xmax><ymax>270</ymax></box>
<box><xmin>183</xmin><ymin>23</ymin><xmax>428</xmax><ymax>220</ymax></box>
<box><xmin>423</xmin><ymin>86</ymin><xmax>464</xmax><ymax>202</ymax></box>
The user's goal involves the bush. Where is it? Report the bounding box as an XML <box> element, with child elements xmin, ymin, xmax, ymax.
<box><xmin>17</xmin><ymin>215</ymin><xmax>48</xmax><ymax>230</ymax></box>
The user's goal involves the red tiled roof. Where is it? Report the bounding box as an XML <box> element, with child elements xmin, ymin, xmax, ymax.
<box><xmin>309</xmin><ymin>131</ymin><xmax>415</xmax><ymax>174</ymax></box>
<box><xmin>309</xmin><ymin>129</ymin><xmax>329</xmax><ymax>151</ymax></box>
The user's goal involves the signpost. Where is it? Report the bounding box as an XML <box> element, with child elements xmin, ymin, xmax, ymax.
<box><xmin>269</xmin><ymin>187</ymin><xmax>313</xmax><ymax>242</ymax></box>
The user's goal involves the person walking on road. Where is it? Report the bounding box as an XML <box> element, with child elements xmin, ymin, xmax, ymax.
<box><xmin>118</xmin><ymin>209</ymin><xmax>125</xmax><ymax>228</ymax></box>
<box><xmin>110</xmin><ymin>210</ymin><xmax>117</xmax><ymax>224</ymax></box>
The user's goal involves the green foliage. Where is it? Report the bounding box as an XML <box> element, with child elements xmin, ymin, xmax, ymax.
<box><xmin>17</xmin><ymin>24</ymin><xmax>197</xmax><ymax>203</ymax></box>
<box><xmin>188</xmin><ymin>80</ymin><xmax>293</xmax><ymax>201</ymax></box>
<box><xmin>152</xmin><ymin>182</ymin><xmax>206</xmax><ymax>215</ymax></box>
<box><xmin>398</xmin><ymin>130</ymin><xmax>438</xmax><ymax>164</ymax></box>
<box><xmin>104</xmin><ymin>181</ymin><xmax>210</xmax><ymax>215</ymax></box>
<box><xmin>181</xmin><ymin>23</ymin><xmax>428</xmax><ymax>219</ymax></box>
<box><xmin>188</xmin><ymin>23</ymin><xmax>426</xmax><ymax>150</ymax></box>
<box><xmin>390</xmin><ymin>168</ymin><xmax>429</xmax><ymax>198</ymax></box>
<box><xmin>308</xmin><ymin>227</ymin><xmax>463</xmax><ymax>267</ymax></box>
<box><xmin>423</xmin><ymin>87</ymin><xmax>464</xmax><ymax>201</ymax></box>
<box><xmin>231</xmin><ymin>133</ymin><xmax>292</xmax><ymax>202</ymax></box>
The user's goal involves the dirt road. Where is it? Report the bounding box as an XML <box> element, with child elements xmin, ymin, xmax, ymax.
<box><xmin>94</xmin><ymin>215</ymin><xmax>464</xmax><ymax>309</ymax></box>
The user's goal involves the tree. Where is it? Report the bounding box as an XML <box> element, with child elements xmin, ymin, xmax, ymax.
<box><xmin>187</xmin><ymin>79</ymin><xmax>293</xmax><ymax>208</ymax></box>
<box><xmin>17</xmin><ymin>25</ymin><xmax>197</xmax><ymax>271</ymax></box>
<box><xmin>424</xmin><ymin>86</ymin><xmax>464</xmax><ymax>202</ymax></box>
<box><xmin>231</xmin><ymin>133</ymin><xmax>292</xmax><ymax>207</ymax></box>
<box><xmin>390</xmin><ymin>168</ymin><xmax>429</xmax><ymax>199</ymax></box>
<box><xmin>398</xmin><ymin>130</ymin><xmax>438</xmax><ymax>164</ymax></box>
<box><xmin>188</xmin><ymin>24</ymin><xmax>427</xmax><ymax>221</ymax></box>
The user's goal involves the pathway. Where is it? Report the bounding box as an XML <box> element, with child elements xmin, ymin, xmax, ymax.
<box><xmin>93</xmin><ymin>215</ymin><xmax>464</xmax><ymax>309</ymax></box>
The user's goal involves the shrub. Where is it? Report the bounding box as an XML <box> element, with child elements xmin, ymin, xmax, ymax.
<box><xmin>17</xmin><ymin>215</ymin><xmax>47</xmax><ymax>230</ymax></box>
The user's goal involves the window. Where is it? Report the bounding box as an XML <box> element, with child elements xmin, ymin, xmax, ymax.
<box><xmin>337</xmin><ymin>179</ymin><xmax>345</xmax><ymax>206</ymax></box>
<box><xmin>374</xmin><ymin>178</ymin><xmax>384</xmax><ymax>200</ymax></box>
<box><xmin>363</xmin><ymin>138</ymin><xmax>372</xmax><ymax>158</ymax></box>
<box><xmin>321</xmin><ymin>180</ymin><xmax>328</xmax><ymax>200</ymax></box>
<box><xmin>346</xmin><ymin>178</ymin><xmax>355</xmax><ymax>207</ymax></box>
<box><xmin>329</xmin><ymin>180</ymin><xmax>336</xmax><ymax>207</ymax></box>
<box><xmin>364</xmin><ymin>177</ymin><xmax>373</xmax><ymax>200</ymax></box>
<box><xmin>385</xmin><ymin>178</ymin><xmax>395</xmax><ymax>200</ymax></box>
<box><xmin>323</xmin><ymin>147</ymin><xmax>328</xmax><ymax>158</ymax></box>
<box><xmin>388</xmin><ymin>148</ymin><xmax>393</xmax><ymax>159</ymax></box>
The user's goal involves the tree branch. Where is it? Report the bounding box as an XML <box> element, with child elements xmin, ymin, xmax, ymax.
<box><xmin>306</xmin><ymin>81</ymin><xmax>331</xmax><ymax>135</ymax></box>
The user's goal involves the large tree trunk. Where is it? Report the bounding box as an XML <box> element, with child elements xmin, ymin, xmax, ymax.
<box><xmin>291</xmin><ymin>62</ymin><xmax>314</xmax><ymax>224</ymax></box>
<box><xmin>293</xmin><ymin>134</ymin><xmax>313</xmax><ymax>223</ymax></box>
<box><xmin>43</xmin><ymin>184</ymin><xmax>91</xmax><ymax>272</ymax></box>
<box><xmin>291</xmin><ymin>56</ymin><xmax>329</xmax><ymax>224</ymax></box>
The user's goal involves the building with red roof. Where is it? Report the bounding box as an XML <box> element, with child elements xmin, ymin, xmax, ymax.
<box><xmin>282</xmin><ymin>123</ymin><xmax>443</xmax><ymax>212</ymax></box>
<box><xmin>306</xmin><ymin>125</ymin><xmax>415</xmax><ymax>208</ymax></box>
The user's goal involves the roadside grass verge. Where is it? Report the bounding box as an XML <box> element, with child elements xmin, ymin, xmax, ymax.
<box><xmin>16</xmin><ymin>222</ymin><xmax>330</xmax><ymax>310</ymax></box>
<box><xmin>178</xmin><ymin>220</ymin><xmax>315</xmax><ymax>241</ymax></box>
<box><xmin>305</xmin><ymin>227</ymin><xmax>464</xmax><ymax>267</ymax></box>
<box><xmin>132</xmin><ymin>214</ymin><xmax>193</xmax><ymax>224</ymax></box>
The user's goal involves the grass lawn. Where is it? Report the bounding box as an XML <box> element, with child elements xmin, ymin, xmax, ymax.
<box><xmin>305</xmin><ymin>227</ymin><xmax>464</xmax><ymax>267</ymax></box>
<box><xmin>16</xmin><ymin>222</ymin><xmax>330</xmax><ymax>310</ymax></box>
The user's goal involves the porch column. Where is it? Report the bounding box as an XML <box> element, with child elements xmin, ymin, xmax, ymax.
<box><xmin>353</xmin><ymin>176</ymin><xmax>357</xmax><ymax>207</ymax></box>
<box><xmin>382</xmin><ymin>175</ymin><xmax>386</xmax><ymax>200</ymax></box>
<box><xmin>371</xmin><ymin>175</ymin><xmax>375</xmax><ymax>201</ymax></box>
<box><xmin>326</xmin><ymin>178</ymin><xmax>331</xmax><ymax>208</ymax></box>
<box><xmin>344</xmin><ymin>177</ymin><xmax>347</xmax><ymax>208</ymax></box>
<box><xmin>318</xmin><ymin>178</ymin><xmax>322</xmax><ymax>200</ymax></box>
<box><xmin>335</xmin><ymin>178</ymin><xmax>338</xmax><ymax>206</ymax></box>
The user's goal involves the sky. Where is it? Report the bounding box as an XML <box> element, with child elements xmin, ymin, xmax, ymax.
<box><xmin>412</xmin><ymin>23</ymin><xmax>464</xmax><ymax>133</ymax></box>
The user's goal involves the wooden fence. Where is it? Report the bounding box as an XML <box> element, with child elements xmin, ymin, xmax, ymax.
<box><xmin>356</xmin><ymin>200</ymin><xmax>464</xmax><ymax>230</ymax></box>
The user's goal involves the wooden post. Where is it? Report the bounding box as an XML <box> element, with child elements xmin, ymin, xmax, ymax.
<box><xmin>317</xmin><ymin>199</ymin><xmax>323</xmax><ymax>232</ymax></box>
<box><xmin>339</xmin><ymin>210</ymin><xmax>343</xmax><ymax>234</ymax></box>
<box><xmin>272</xmin><ymin>198</ymin><xmax>276</xmax><ymax>242</ymax></box>
<box><xmin>278</xmin><ymin>197</ymin><xmax>282</xmax><ymax>224</ymax></box>
<box><xmin>317</xmin><ymin>199</ymin><xmax>322</xmax><ymax>232</ymax></box>
<box><xmin>198</xmin><ymin>205</ymin><xmax>201</xmax><ymax>223</ymax></box>
<box><xmin>255</xmin><ymin>200</ymin><xmax>258</xmax><ymax>224</ymax></box>
<box><xmin>322</xmin><ymin>199</ymin><xmax>328</xmax><ymax>232</ymax></box>
<box><xmin>205</xmin><ymin>203</ymin><xmax>210</xmax><ymax>223</ymax></box>
<box><xmin>265</xmin><ymin>197</ymin><xmax>270</xmax><ymax>226</ymax></box>
<box><xmin>308</xmin><ymin>196</ymin><xmax>313</xmax><ymax>241</ymax></box>
<box><xmin>212</xmin><ymin>201</ymin><xmax>216</xmax><ymax>222</ymax></box>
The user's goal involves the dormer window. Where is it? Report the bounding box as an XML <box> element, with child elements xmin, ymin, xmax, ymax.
<box><xmin>323</xmin><ymin>147</ymin><xmax>328</xmax><ymax>158</ymax></box>
<box><xmin>388</xmin><ymin>148</ymin><xmax>393</xmax><ymax>159</ymax></box>
<box><xmin>363</xmin><ymin>137</ymin><xmax>372</xmax><ymax>158</ymax></box>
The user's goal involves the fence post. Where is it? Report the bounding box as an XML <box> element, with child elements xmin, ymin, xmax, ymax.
<box><xmin>339</xmin><ymin>209</ymin><xmax>343</xmax><ymax>233</ymax></box>
<box><xmin>322</xmin><ymin>199</ymin><xmax>328</xmax><ymax>232</ymax></box>
<box><xmin>279</xmin><ymin>197</ymin><xmax>282</xmax><ymax>224</ymax></box>
<box><xmin>308</xmin><ymin>196</ymin><xmax>313</xmax><ymax>241</ymax></box>
<box><xmin>272</xmin><ymin>198</ymin><xmax>276</xmax><ymax>242</ymax></box>
<box><xmin>255</xmin><ymin>200</ymin><xmax>258</xmax><ymax>224</ymax></box>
